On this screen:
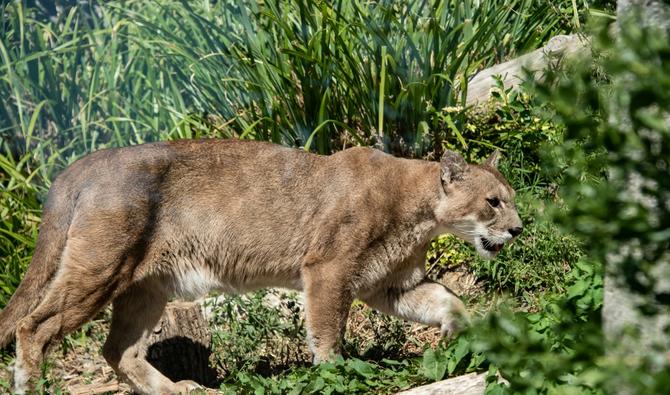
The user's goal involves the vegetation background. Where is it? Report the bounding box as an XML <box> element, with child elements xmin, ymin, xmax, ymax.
<box><xmin>1</xmin><ymin>0</ymin><xmax>668</xmax><ymax>393</ymax></box>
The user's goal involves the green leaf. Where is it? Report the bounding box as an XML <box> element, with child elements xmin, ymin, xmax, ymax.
<box><xmin>447</xmin><ymin>337</ymin><xmax>471</xmax><ymax>374</ymax></box>
<box><xmin>421</xmin><ymin>348</ymin><xmax>447</xmax><ymax>381</ymax></box>
<box><xmin>566</xmin><ymin>280</ymin><xmax>589</xmax><ymax>299</ymax></box>
<box><xmin>348</xmin><ymin>359</ymin><xmax>375</xmax><ymax>378</ymax></box>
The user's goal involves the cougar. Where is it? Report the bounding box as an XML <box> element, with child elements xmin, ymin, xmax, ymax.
<box><xmin>0</xmin><ymin>139</ymin><xmax>522</xmax><ymax>394</ymax></box>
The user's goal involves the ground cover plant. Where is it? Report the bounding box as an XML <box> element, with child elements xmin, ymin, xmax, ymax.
<box><xmin>7</xmin><ymin>0</ymin><xmax>668</xmax><ymax>394</ymax></box>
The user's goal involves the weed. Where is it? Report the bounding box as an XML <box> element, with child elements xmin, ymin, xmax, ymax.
<box><xmin>208</xmin><ymin>289</ymin><xmax>310</xmax><ymax>376</ymax></box>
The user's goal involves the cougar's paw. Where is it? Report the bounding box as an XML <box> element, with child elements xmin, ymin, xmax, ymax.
<box><xmin>440</xmin><ymin>318</ymin><xmax>464</xmax><ymax>339</ymax></box>
<box><xmin>10</xmin><ymin>360</ymin><xmax>31</xmax><ymax>395</ymax></box>
<box><xmin>440</xmin><ymin>300</ymin><xmax>470</xmax><ymax>338</ymax></box>
<box><xmin>173</xmin><ymin>379</ymin><xmax>203</xmax><ymax>394</ymax></box>
<box><xmin>311</xmin><ymin>350</ymin><xmax>342</xmax><ymax>365</ymax></box>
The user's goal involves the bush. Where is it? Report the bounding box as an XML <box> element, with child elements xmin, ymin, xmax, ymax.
<box><xmin>540</xmin><ymin>15</ymin><xmax>670</xmax><ymax>308</ymax></box>
<box><xmin>465</xmin><ymin>11</ymin><xmax>670</xmax><ymax>394</ymax></box>
<box><xmin>208</xmin><ymin>290</ymin><xmax>307</xmax><ymax>375</ymax></box>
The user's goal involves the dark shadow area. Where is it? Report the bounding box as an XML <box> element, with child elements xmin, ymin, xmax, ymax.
<box><xmin>248</xmin><ymin>358</ymin><xmax>312</xmax><ymax>378</ymax></box>
<box><xmin>146</xmin><ymin>336</ymin><xmax>220</xmax><ymax>388</ymax></box>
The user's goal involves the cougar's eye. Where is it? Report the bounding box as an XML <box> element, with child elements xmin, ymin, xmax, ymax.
<box><xmin>486</xmin><ymin>197</ymin><xmax>500</xmax><ymax>208</ymax></box>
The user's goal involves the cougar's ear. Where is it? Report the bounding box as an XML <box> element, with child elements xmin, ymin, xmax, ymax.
<box><xmin>483</xmin><ymin>150</ymin><xmax>501</xmax><ymax>168</ymax></box>
<box><xmin>440</xmin><ymin>150</ymin><xmax>468</xmax><ymax>184</ymax></box>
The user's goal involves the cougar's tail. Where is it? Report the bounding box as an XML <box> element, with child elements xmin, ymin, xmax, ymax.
<box><xmin>0</xmin><ymin>179</ymin><xmax>75</xmax><ymax>348</ymax></box>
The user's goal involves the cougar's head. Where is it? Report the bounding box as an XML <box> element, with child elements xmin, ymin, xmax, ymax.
<box><xmin>437</xmin><ymin>150</ymin><xmax>523</xmax><ymax>260</ymax></box>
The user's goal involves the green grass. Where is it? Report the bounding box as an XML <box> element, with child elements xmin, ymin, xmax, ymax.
<box><xmin>1</xmin><ymin>0</ymin><xmax>578</xmax><ymax>158</ymax></box>
<box><xmin>0</xmin><ymin>143</ymin><xmax>43</xmax><ymax>308</ymax></box>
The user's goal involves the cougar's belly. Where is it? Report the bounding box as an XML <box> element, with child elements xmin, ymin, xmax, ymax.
<box><xmin>155</xmin><ymin>239</ymin><xmax>304</xmax><ymax>300</ymax></box>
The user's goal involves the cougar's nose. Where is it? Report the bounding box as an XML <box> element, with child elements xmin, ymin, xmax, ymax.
<box><xmin>508</xmin><ymin>227</ymin><xmax>523</xmax><ymax>237</ymax></box>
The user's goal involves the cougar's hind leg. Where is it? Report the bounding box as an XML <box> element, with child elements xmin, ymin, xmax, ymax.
<box><xmin>102</xmin><ymin>277</ymin><xmax>200</xmax><ymax>395</ymax></box>
<box><xmin>13</xmin><ymin>237</ymin><xmax>127</xmax><ymax>394</ymax></box>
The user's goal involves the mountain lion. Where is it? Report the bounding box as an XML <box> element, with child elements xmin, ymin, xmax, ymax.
<box><xmin>0</xmin><ymin>139</ymin><xmax>522</xmax><ymax>394</ymax></box>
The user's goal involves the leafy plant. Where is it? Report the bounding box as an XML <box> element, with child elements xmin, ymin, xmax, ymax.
<box><xmin>208</xmin><ymin>290</ymin><xmax>309</xmax><ymax>376</ymax></box>
<box><xmin>470</xmin><ymin>9</ymin><xmax>670</xmax><ymax>394</ymax></box>
<box><xmin>220</xmin><ymin>356</ymin><xmax>424</xmax><ymax>395</ymax></box>
<box><xmin>532</xmin><ymin>12</ymin><xmax>670</xmax><ymax>392</ymax></box>
<box><xmin>420</xmin><ymin>336</ymin><xmax>484</xmax><ymax>381</ymax></box>
<box><xmin>0</xmin><ymin>143</ymin><xmax>46</xmax><ymax>309</ymax></box>
<box><xmin>540</xmin><ymin>14</ymin><xmax>670</xmax><ymax>308</ymax></box>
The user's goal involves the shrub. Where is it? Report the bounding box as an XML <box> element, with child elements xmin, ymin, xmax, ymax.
<box><xmin>467</xmin><ymin>11</ymin><xmax>670</xmax><ymax>394</ymax></box>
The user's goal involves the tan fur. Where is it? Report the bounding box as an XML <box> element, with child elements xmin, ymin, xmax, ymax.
<box><xmin>0</xmin><ymin>139</ymin><xmax>521</xmax><ymax>394</ymax></box>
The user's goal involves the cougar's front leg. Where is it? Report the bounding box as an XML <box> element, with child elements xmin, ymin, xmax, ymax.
<box><xmin>302</xmin><ymin>264</ymin><xmax>353</xmax><ymax>363</ymax></box>
<box><xmin>363</xmin><ymin>272</ymin><xmax>468</xmax><ymax>337</ymax></box>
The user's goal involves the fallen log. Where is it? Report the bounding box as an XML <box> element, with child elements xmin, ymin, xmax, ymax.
<box><xmin>397</xmin><ymin>372</ymin><xmax>487</xmax><ymax>395</ymax></box>
<box><xmin>465</xmin><ymin>34</ymin><xmax>589</xmax><ymax>106</ymax></box>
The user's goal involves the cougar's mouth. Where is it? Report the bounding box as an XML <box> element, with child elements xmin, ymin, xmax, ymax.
<box><xmin>481</xmin><ymin>237</ymin><xmax>504</xmax><ymax>253</ymax></box>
